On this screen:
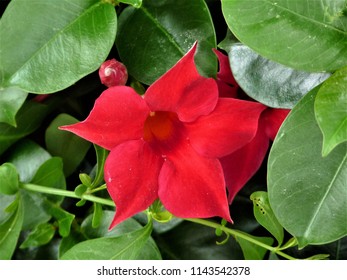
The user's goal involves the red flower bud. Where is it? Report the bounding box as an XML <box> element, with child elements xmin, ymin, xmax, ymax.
<box><xmin>99</xmin><ymin>59</ymin><xmax>128</xmax><ymax>87</ymax></box>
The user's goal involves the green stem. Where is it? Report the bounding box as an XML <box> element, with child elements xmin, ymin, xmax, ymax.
<box><xmin>89</xmin><ymin>184</ymin><xmax>107</xmax><ymax>194</ymax></box>
<box><xmin>185</xmin><ymin>218</ymin><xmax>296</xmax><ymax>260</ymax></box>
<box><xmin>20</xmin><ymin>183</ymin><xmax>115</xmax><ymax>207</ymax></box>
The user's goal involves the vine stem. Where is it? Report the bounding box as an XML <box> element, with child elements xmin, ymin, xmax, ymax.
<box><xmin>20</xmin><ymin>183</ymin><xmax>115</xmax><ymax>207</ymax></box>
<box><xmin>184</xmin><ymin>218</ymin><xmax>296</xmax><ymax>260</ymax></box>
<box><xmin>20</xmin><ymin>183</ymin><xmax>295</xmax><ymax>259</ymax></box>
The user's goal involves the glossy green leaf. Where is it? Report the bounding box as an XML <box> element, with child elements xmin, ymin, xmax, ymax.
<box><xmin>60</xmin><ymin>220</ymin><xmax>153</xmax><ymax>260</ymax></box>
<box><xmin>234</xmin><ymin>231</ymin><xmax>274</xmax><ymax>260</ymax></box>
<box><xmin>268</xmin><ymin>87</ymin><xmax>347</xmax><ymax>248</ymax></box>
<box><xmin>225</xmin><ymin>43</ymin><xmax>330</xmax><ymax>108</ymax></box>
<box><xmin>221</xmin><ymin>0</ymin><xmax>347</xmax><ymax>72</ymax></box>
<box><xmin>0</xmin><ymin>195</ymin><xmax>17</xmax><ymax>224</ymax></box>
<box><xmin>0</xmin><ymin>101</ymin><xmax>48</xmax><ymax>155</ymax></box>
<box><xmin>0</xmin><ymin>163</ymin><xmax>19</xmax><ymax>195</ymax></box>
<box><xmin>0</xmin><ymin>195</ymin><xmax>24</xmax><ymax>259</ymax></box>
<box><xmin>45</xmin><ymin>114</ymin><xmax>91</xmax><ymax>177</ymax></box>
<box><xmin>250</xmin><ymin>191</ymin><xmax>284</xmax><ymax>246</ymax></box>
<box><xmin>0</xmin><ymin>88</ymin><xmax>28</xmax><ymax>126</ymax></box>
<box><xmin>31</xmin><ymin>157</ymin><xmax>66</xmax><ymax>203</ymax></box>
<box><xmin>19</xmin><ymin>223</ymin><xmax>55</xmax><ymax>249</ymax></box>
<box><xmin>0</xmin><ymin>0</ymin><xmax>117</xmax><ymax>93</ymax></box>
<box><xmin>117</xmin><ymin>0</ymin><xmax>217</xmax><ymax>85</ymax></box>
<box><xmin>315</xmin><ymin>66</ymin><xmax>347</xmax><ymax>156</ymax></box>
<box><xmin>81</xmin><ymin>211</ymin><xmax>161</xmax><ymax>260</ymax></box>
<box><xmin>6</xmin><ymin>140</ymin><xmax>51</xmax><ymax>183</ymax></box>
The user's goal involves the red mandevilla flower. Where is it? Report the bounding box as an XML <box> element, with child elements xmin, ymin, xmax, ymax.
<box><xmin>215</xmin><ymin>50</ymin><xmax>290</xmax><ymax>203</ymax></box>
<box><xmin>99</xmin><ymin>58</ymin><xmax>128</xmax><ymax>87</ymax></box>
<box><xmin>61</xmin><ymin>43</ymin><xmax>265</xmax><ymax>228</ymax></box>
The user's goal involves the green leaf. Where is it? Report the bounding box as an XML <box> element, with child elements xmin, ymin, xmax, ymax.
<box><xmin>0</xmin><ymin>0</ymin><xmax>117</xmax><ymax>93</ymax></box>
<box><xmin>0</xmin><ymin>88</ymin><xmax>28</xmax><ymax>126</ymax></box>
<box><xmin>268</xmin><ymin>86</ymin><xmax>347</xmax><ymax>248</ymax></box>
<box><xmin>119</xmin><ymin>0</ymin><xmax>142</xmax><ymax>8</ymax></box>
<box><xmin>221</xmin><ymin>0</ymin><xmax>347</xmax><ymax>72</ymax></box>
<box><xmin>0</xmin><ymin>163</ymin><xmax>19</xmax><ymax>195</ymax></box>
<box><xmin>315</xmin><ymin>66</ymin><xmax>347</xmax><ymax>156</ymax></box>
<box><xmin>0</xmin><ymin>101</ymin><xmax>49</xmax><ymax>155</ymax></box>
<box><xmin>92</xmin><ymin>203</ymin><xmax>103</xmax><ymax>228</ymax></box>
<box><xmin>45</xmin><ymin>114</ymin><xmax>91</xmax><ymax>177</ymax></box>
<box><xmin>0</xmin><ymin>195</ymin><xmax>17</xmax><ymax>224</ymax></box>
<box><xmin>0</xmin><ymin>195</ymin><xmax>24</xmax><ymax>259</ymax></box>
<box><xmin>19</xmin><ymin>223</ymin><xmax>55</xmax><ymax>249</ymax></box>
<box><xmin>31</xmin><ymin>157</ymin><xmax>66</xmax><ymax>203</ymax></box>
<box><xmin>91</xmin><ymin>145</ymin><xmax>109</xmax><ymax>187</ymax></box>
<box><xmin>6</xmin><ymin>140</ymin><xmax>51</xmax><ymax>183</ymax></box>
<box><xmin>60</xmin><ymin>220</ymin><xmax>153</xmax><ymax>260</ymax></box>
<box><xmin>117</xmin><ymin>0</ymin><xmax>217</xmax><ymax>85</ymax></box>
<box><xmin>81</xmin><ymin>210</ymin><xmax>162</xmax><ymax>260</ymax></box>
<box><xmin>44</xmin><ymin>201</ymin><xmax>75</xmax><ymax>237</ymax></box>
<box><xmin>234</xmin><ymin>231</ymin><xmax>274</xmax><ymax>260</ymax></box>
<box><xmin>250</xmin><ymin>191</ymin><xmax>284</xmax><ymax>246</ymax></box>
<box><xmin>156</xmin><ymin>221</ymin><xmax>244</xmax><ymax>259</ymax></box>
<box><xmin>224</xmin><ymin>43</ymin><xmax>330</xmax><ymax>108</ymax></box>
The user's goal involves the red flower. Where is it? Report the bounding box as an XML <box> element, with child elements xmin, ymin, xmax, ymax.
<box><xmin>99</xmin><ymin>59</ymin><xmax>128</xmax><ymax>87</ymax></box>
<box><xmin>215</xmin><ymin>50</ymin><xmax>290</xmax><ymax>203</ymax></box>
<box><xmin>61</xmin><ymin>43</ymin><xmax>265</xmax><ymax>228</ymax></box>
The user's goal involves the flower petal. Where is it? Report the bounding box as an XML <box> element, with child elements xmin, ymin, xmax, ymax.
<box><xmin>144</xmin><ymin>43</ymin><xmax>218</xmax><ymax>122</ymax></box>
<box><xmin>220</xmin><ymin>123</ymin><xmax>269</xmax><ymax>203</ymax></box>
<box><xmin>214</xmin><ymin>49</ymin><xmax>238</xmax><ymax>87</ymax></box>
<box><xmin>262</xmin><ymin>108</ymin><xmax>290</xmax><ymax>141</ymax></box>
<box><xmin>186</xmin><ymin>98</ymin><xmax>266</xmax><ymax>158</ymax></box>
<box><xmin>158</xmin><ymin>141</ymin><xmax>231</xmax><ymax>222</ymax></box>
<box><xmin>60</xmin><ymin>86</ymin><xmax>150</xmax><ymax>150</ymax></box>
<box><xmin>105</xmin><ymin>140</ymin><xmax>163</xmax><ymax>228</ymax></box>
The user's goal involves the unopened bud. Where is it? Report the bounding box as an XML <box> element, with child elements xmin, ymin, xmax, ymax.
<box><xmin>99</xmin><ymin>59</ymin><xmax>128</xmax><ymax>87</ymax></box>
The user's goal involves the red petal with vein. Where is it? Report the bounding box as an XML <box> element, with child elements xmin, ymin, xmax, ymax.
<box><xmin>220</xmin><ymin>122</ymin><xmax>269</xmax><ymax>203</ymax></box>
<box><xmin>60</xmin><ymin>86</ymin><xmax>150</xmax><ymax>150</ymax></box>
<box><xmin>158</xmin><ymin>141</ymin><xmax>231</xmax><ymax>222</ymax></box>
<box><xmin>187</xmin><ymin>98</ymin><xmax>266</xmax><ymax>158</ymax></box>
<box><xmin>144</xmin><ymin>43</ymin><xmax>218</xmax><ymax>122</ymax></box>
<box><xmin>105</xmin><ymin>140</ymin><xmax>163</xmax><ymax>228</ymax></box>
<box><xmin>262</xmin><ymin>108</ymin><xmax>290</xmax><ymax>141</ymax></box>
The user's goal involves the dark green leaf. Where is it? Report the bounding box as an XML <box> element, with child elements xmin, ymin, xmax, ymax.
<box><xmin>117</xmin><ymin>0</ymin><xmax>217</xmax><ymax>85</ymax></box>
<box><xmin>6</xmin><ymin>140</ymin><xmax>51</xmax><ymax>183</ymax></box>
<box><xmin>156</xmin><ymin>221</ymin><xmax>244</xmax><ymax>260</ymax></box>
<box><xmin>234</xmin><ymin>231</ymin><xmax>274</xmax><ymax>260</ymax></box>
<box><xmin>315</xmin><ymin>66</ymin><xmax>347</xmax><ymax>156</ymax></box>
<box><xmin>19</xmin><ymin>223</ymin><xmax>55</xmax><ymax>249</ymax></box>
<box><xmin>0</xmin><ymin>101</ymin><xmax>48</xmax><ymax>155</ymax></box>
<box><xmin>60</xmin><ymin>220</ymin><xmax>153</xmax><ymax>260</ymax></box>
<box><xmin>268</xmin><ymin>87</ymin><xmax>347</xmax><ymax>248</ymax></box>
<box><xmin>0</xmin><ymin>0</ymin><xmax>117</xmax><ymax>93</ymax></box>
<box><xmin>0</xmin><ymin>163</ymin><xmax>19</xmax><ymax>195</ymax></box>
<box><xmin>0</xmin><ymin>87</ymin><xmax>27</xmax><ymax>126</ymax></box>
<box><xmin>0</xmin><ymin>195</ymin><xmax>24</xmax><ymax>259</ymax></box>
<box><xmin>225</xmin><ymin>43</ymin><xmax>330</xmax><ymax>108</ymax></box>
<box><xmin>250</xmin><ymin>191</ymin><xmax>284</xmax><ymax>246</ymax></box>
<box><xmin>45</xmin><ymin>113</ymin><xmax>91</xmax><ymax>177</ymax></box>
<box><xmin>31</xmin><ymin>157</ymin><xmax>66</xmax><ymax>203</ymax></box>
<box><xmin>221</xmin><ymin>0</ymin><xmax>347</xmax><ymax>72</ymax></box>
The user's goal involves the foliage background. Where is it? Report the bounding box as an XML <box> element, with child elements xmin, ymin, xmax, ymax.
<box><xmin>0</xmin><ymin>0</ymin><xmax>346</xmax><ymax>260</ymax></box>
